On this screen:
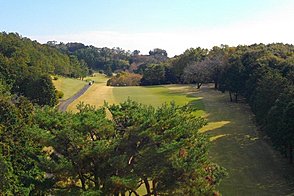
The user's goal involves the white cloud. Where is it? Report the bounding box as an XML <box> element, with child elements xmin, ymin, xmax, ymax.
<box><xmin>30</xmin><ymin>2</ymin><xmax>294</xmax><ymax>57</ymax></box>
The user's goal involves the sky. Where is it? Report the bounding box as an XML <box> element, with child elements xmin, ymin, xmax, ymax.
<box><xmin>1</xmin><ymin>0</ymin><xmax>294</xmax><ymax>56</ymax></box>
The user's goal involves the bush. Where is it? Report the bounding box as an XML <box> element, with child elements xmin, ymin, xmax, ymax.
<box><xmin>107</xmin><ymin>72</ymin><xmax>142</xmax><ymax>86</ymax></box>
<box><xmin>56</xmin><ymin>90</ymin><xmax>64</xmax><ymax>99</ymax></box>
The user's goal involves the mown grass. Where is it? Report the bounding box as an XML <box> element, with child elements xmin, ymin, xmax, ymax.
<box><xmin>64</xmin><ymin>77</ymin><xmax>294</xmax><ymax>195</ymax></box>
<box><xmin>196</xmin><ymin>85</ymin><xmax>294</xmax><ymax>195</ymax></box>
<box><xmin>84</xmin><ymin>73</ymin><xmax>110</xmax><ymax>83</ymax></box>
<box><xmin>52</xmin><ymin>76</ymin><xmax>87</xmax><ymax>100</ymax></box>
<box><xmin>113</xmin><ymin>85</ymin><xmax>206</xmax><ymax>117</ymax></box>
<box><xmin>68</xmin><ymin>83</ymin><xmax>205</xmax><ymax>116</ymax></box>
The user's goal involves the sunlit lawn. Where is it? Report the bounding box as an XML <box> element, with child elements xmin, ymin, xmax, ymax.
<box><xmin>63</xmin><ymin>76</ymin><xmax>294</xmax><ymax>195</ymax></box>
<box><xmin>196</xmin><ymin>86</ymin><xmax>294</xmax><ymax>195</ymax></box>
<box><xmin>52</xmin><ymin>76</ymin><xmax>87</xmax><ymax>100</ymax></box>
<box><xmin>68</xmin><ymin>82</ymin><xmax>205</xmax><ymax>117</ymax></box>
<box><xmin>84</xmin><ymin>73</ymin><xmax>110</xmax><ymax>83</ymax></box>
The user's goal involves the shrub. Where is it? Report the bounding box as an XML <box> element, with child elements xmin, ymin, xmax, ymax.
<box><xmin>107</xmin><ymin>72</ymin><xmax>142</xmax><ymax>86</ymax></box>
<box><xmin>56</xmin><ymin>90</ymin><xmax>64</xmax><ymax>99</ymax></box>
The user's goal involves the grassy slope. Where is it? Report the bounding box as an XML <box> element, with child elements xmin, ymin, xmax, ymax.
<box><xmin>52</xmin><ymin>76</ymin><xmax>87</xmax><ymax>100</ymax></box>
<box><xmin>197</xmin><ymin>85</ymin><xmax>294</xmax><ymax>195</ymax></box>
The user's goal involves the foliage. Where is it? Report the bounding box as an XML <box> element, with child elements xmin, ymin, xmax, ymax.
<box><xmin>107</xmin><ymin>100</ymin><xmax>225</xmax><ymax>195</ymax></box>
<box><xmin>56</xmin><ymin>90</ymin><xmax>64</xmax><ymax>99</ymax></box>
<box><xmin>22</xmin><ymin>75</ymin><xmax>58</xmax><ymax>106</ymax></box>
<box><xmin>169</xmin><ymin>47</ymin><xmax>208</xmax><ymax>82</ymax></box>
<box><xmin>0</xmin><ymin>32</ymin><xmax>89</xmax><ymax>106</ymax></box>
<box><xmin>0</xmin><ymin>87</ymin><xmax>47</xmax><ymax>194</ymax></box>
<box><xmin>141</xmin><ymin>64</ymin><xmax>166</xmax><ymax>85</ymax></box>
<box><xmin>216</xmin><ymin>43</ymin><xmax>294</xmax><ymax>163</ymax></box>
<box><xmin>106</xmin><ymin>72</ymin><xmax>142</xmax><ymax>86</ymax></box>
<box><xmin>52</xmin><ymin>43</ymin><xmax>132</xmax><ymax>73</ymax></box>
<box><xmin>28</xmin><ymin>100</ymin><xmax>225</xmax><ymax>195</ymax></box>
<box><xmin>182</xmin><ymin>60</ymin><xmax>211</xmax><ymax>88</ymax></box>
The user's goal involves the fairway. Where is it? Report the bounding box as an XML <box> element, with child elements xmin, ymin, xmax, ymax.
<box><xmin>68</xmin><ymin>79</ymin><xmax>205</xmax><ymax>116</ymax></box>
<box><xmin>66</xmin><ymin>79</ymin><xmax>294</xmax><ymax>195</ymax></box>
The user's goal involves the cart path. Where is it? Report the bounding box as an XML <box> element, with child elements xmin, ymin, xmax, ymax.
<box><xmin>58</xmin><ymin>84</ymin><xmax>92</xmax><ymax>112</ymax></box>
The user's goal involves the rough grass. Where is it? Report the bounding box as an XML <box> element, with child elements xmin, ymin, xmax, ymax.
<box><xmin>196</xmin><ymin>85</ymin><xmax>294</xmax><ymax>195</ymax></box>
<box><xmin>52</xmin><ymin>76</ymin><xmax>87</xmax><ymax>100</ymax></box>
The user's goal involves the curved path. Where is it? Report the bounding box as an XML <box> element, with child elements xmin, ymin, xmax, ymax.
<box><xmin>58</xmin><ymin>84</ymin><xmax>92</xmax><ymax>112</ymax></box>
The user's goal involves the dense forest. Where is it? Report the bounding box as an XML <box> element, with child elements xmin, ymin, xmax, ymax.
<box><xmin>0</xmin><ymin>32</ymin><xmax>89</xmax><ymax>106</ymax></box>
<box><xmin>1</xmin><ymin>32</ymin><xmax>294</xmax><ymax>194</ymax></box>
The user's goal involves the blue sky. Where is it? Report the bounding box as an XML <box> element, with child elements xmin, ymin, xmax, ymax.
<box><xmin>1</xmin><ymin>0</ymin><xmax>294</xmax><ymax>56</ymax></box>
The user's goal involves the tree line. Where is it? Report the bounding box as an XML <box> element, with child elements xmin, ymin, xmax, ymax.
<box><xmin>104</xmin><ymin>42</ymin><xmax>294</xmax><ymax>165</ymax></box>
<box><xmin>144</xmin><ymin>43</ymin><xmax>294</xmax><ymax>164</ymax></box>
<box><xmin>0</xmin><ymin>32</ymin><xmax>90</xmax><ymax>106</ymax></box>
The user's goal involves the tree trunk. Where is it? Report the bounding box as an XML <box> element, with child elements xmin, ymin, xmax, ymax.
<box><xmin>214</xmin><ymin>81</ymin><xmax>218</xmax><ymax>89</ymax></box>
<box><xmin>152</xmin><ymin>180</ymin><xmax>157</xmax><ymax>196</ymax></box>
<box><xmin>79</xmin><ymin>172</ymin><xmax>86</xmax><ymax>191</ymax></box>
<box><xmin>94</xmin><ymin>172</ymin><xmax>100</xmax><ymax>189</ymax></box>
<box><xmin>229</xmin><ymin>91</ymin><xmax>233</xmax><ymax>102</ymax></box>
<box><xmin>235</xmin><ymin>93</ymin><xmax>238</xmax><ymax>103</ymax></box>
<box><xmin>197</xmin><ymin>83</ymin><xmax>201</xmax><ymax>89</ymax></box>
<box><xmin>144</xmin><ymin>178</ymin><xmax>151</xmax><ymax>196</ymax></box>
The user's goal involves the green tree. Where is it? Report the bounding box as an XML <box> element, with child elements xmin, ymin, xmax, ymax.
<box><xmin>31</xmin><ymin>100</ymin><xmax>225</xmax><ymax>195</ymax></box>
<box><xmin>283</xmin><ymin>101</ymin><xmax>294</xmax><ymax>163</ymax></box>
<box><xmin>219</xmin><ymin>56</ymin><xmax>246</xmax><ymax>102</ymax></box>
<box><xmin>253</xmin><ymin>71</ymin><xmax>288</xmax><ymax>123</ymax></box>
<box><xmin>108</xmin><ymin>100</ymin><xmax>226</xmax><ymax>195</ymax></box>
<box><xmin>0</xmin><ymin>92</ymin><xmax>46</xmax><ymax>194</ymax></box>
<box><xmin>207</xmin><ymin>45</ymin><xmax>230</xmax><ymax>89</ymax></box>
<box><xmin>141</xmin><ymin>64</ymin><xmax>166</xmax><ymax>85</ymax></box>
<box><xmin>24</xmin><ymin>75</ymin><xmax>58</xmax><ymax>106</ymax></box>
<box><xmin>170</xmin><ymin>47</ymin><xmax>208</xmax><ymax>82</ymax></box>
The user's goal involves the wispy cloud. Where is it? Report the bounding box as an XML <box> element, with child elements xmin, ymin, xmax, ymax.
<box><xmin>30</xmin><ymin>2</ymin><xmax>294</xmax><ymax>57</ymax></box>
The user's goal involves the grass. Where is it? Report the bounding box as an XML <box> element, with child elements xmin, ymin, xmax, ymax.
<box><xmin>84</xmin><ymin>73</ymin><xmax>110</xmax><ymax>83</ymax></box>
<box><xmin>196</xmin><ymin>85</ymin><xmax>294</xmax><ymax>195</ymax></box>
<box><xmin>52</xmin><ymin>76</ymin><xmax>87</xmax><ymax>100</ymax></box>
<box><xmin>68</xmin><ymin>83</ymin><xmax>205</xmax><ymax>116</ymax></box>
<box><xmin>65</xmin><ymin>77</ymin><xmax>294</xmax><ymax>195</ymax></box>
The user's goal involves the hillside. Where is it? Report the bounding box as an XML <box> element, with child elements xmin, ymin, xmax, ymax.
<box><xmin>0</xmin><ymin>32</ymin><xmax>89</xmax><ymax>106</ymax></box>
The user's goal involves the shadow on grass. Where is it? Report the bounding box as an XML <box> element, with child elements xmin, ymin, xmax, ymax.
<box><xmin>195</xmin><ymin>85</ymin><xmax>294</xmax><ymax>195</ymax></box>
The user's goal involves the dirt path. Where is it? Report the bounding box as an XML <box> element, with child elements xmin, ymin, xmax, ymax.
<box><xmin>196</xmin><ymin>85</ymin><xmax>294</xmax><ymax>195</ymax></box>
<box><xmin>58</xmin><ymin>84</ymin><xmax>92</xmax><ymax>112</ymax></box>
